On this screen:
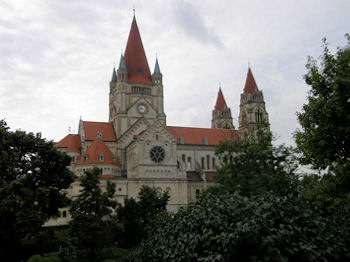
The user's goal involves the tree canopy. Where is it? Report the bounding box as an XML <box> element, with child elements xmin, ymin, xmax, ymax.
<box><xmin>296</xmin><ymin>34</ymin><xmax>350</xmax><ymax>171</ymax></box>
<box><xmin>133</xmin><ymin>193</ymin><xmax>350</xmax><ymax>261</ymax></box>
<box><xmin>0</xmin><ymin>120</ymin><xmax>74</xmax><ymax>262</ymax></box>
<box><xmin>214</xmin><ymin>125</ymin><xmax>298</xmax><ymax>197</ymax></box>
<box><xmin>67</xmin><ymin>167</ymin><xmax>116</xmax><ymax>262</ymax></box>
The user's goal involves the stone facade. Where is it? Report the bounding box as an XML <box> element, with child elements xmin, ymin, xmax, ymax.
<box><xmin>48</xmin><ymin>16</ymin><xmax>269</xmax><ymax>226</ymax></box>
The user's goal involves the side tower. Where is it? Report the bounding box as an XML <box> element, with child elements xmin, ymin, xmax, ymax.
<box><xmin>211</xmin><ymin>88</ymin><xmax>234</xmax><ymax>129</ymax></box>
<box><xmin>109</xmin><ymin>15</ymin><xmax>166</xmax><ymax>138</ymax></box>
<box><xmin>239</xmin><ymin>67</ymin><xmax>269</xmax><ymax>136</ymax></box>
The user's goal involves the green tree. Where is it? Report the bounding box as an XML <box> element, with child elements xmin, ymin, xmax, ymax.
<box><xmin>296</xmin><ymin>35</ymin><xmax>350</xmax><ymax>170</ymax></box>
<box><xmin>0</xmin><ymin>120</ymin><xmax>74</xmax><ymax>262</ymax></box>
<box><xmin>115</xmin><ymin>185</ymin><xmax>169</xmax><ymax>248</ymax></box>
<box><xmin>67</xmin><ymin>167</ymin><xmax>116</xmax><ymax>262</ymax></box>
<box><xmin>214</xmin><ymin>125</ymin><xmax>298</xmax><ymax>197</ymax></box>
<box><xmin>296</xmin><ymin>35</ymin><xmax>350</xmax><ymax>213</ymax></box>
<box><xmin>133</xmin><ymin>193</ymin><xmax>350</xmax><ymax>261</ymax></box>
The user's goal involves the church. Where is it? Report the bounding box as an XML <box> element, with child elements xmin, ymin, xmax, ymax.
<box><xmin>51</xmin><ymin>15</ymin><xmax>269</xmax><ymax>224</ymax></box>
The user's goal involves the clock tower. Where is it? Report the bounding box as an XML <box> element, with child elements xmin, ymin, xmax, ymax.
<box><xmin>109</xmin><ymin>16</ymin><xmax>166</xmax><ymax>138</ymax></box>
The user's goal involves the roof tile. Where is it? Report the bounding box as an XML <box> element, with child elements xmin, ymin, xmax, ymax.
<box><xmin>167</xmin><ymin>126</ymin><xmax>238</xmax><ymax>145</ymax></box>
<box><xmin>124</xmin><ymin>17</ymin><xmax>152</xmax><ymax>84</ymax></box>
<box><xmin>243</xmin><ymin>68</ymin><xmax>261</xmax><ymax>95</ymax></box>
<box><xmin>83</xmin><ymin>121</ymin><xmax>116</xmax><ymax>141</ymax></box>
<box><xmin>55</xmin><ymin>134</ymin><xmax>81</xmax><ymax>151</ymax></box>
<box><xmin>76</xmin><ymin>138</ymin><xmax>120</xmax><ymax>165</ymax></box>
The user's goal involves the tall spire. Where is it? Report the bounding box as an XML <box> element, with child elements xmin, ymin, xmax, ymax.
<box><xmin>118</xmin><ymin>54</ymin><xmax>126</xmax><ymax>70</ymax></box>
<box><xmin>111</xmin><ymin>66</ymin><xmax>117</xmax><ymax>82</ymax></box>
<box><xmin>154</xmin><ymin>57</ymin><xmax>161</xmax><ymax>74</ymax></box>
<box><xmin>214</xmin><ymin>88</ymin><xmax>229</xmax><ymax>112</ymax></box>
<box><xmin>243</xmin><ymin>67</ymin><xmax>260</xmax><ymax>95</ymax></box>
<box><xmin>124</xmin><ymin>16</ymin><xmax>152</xmax><ymax>83</ymax></box>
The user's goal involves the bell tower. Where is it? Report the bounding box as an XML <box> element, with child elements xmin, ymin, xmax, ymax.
<box><xmin>239</xmin><ymin>67</ymin><xmax>269</xmax><ymax>137</ymax></box>
<box><xmin>109</xmin><ymin>15</ymin><xmax>166</xmax><ymax>138</ymax></box>
<box><xmin>211</xmin><ymin>88</ymin><xmax>234</xmax><ymax>129</ymax></box>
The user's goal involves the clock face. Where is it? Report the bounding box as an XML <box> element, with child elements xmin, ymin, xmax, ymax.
<box><xmin>138</xmin><ymin>104</ymin><xmax>146</xmax><ymax>113</ymax></box>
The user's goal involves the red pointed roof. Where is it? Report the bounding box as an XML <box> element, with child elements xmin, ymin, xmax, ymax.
<box><xmin>76</xmin><ymin>138</ymin><xmax>120</xmax><ymax>165</ymax></box>
<box><xmin>243</xmin><ymin>68</ymin><xmax>260</xmax><ymax>95</ymax></box>
<box><xmin>166</xmin><ymin>126</ymin><xmax>238</xmax><ymax>145</ymax></box>
<box><xmin>55</xmin><ymin>134</ymin><xmax>81</xmax><ymax>151</ymax></box>
<box><xmin>214</xmin><ymin>88</ymin><xmax>229</xmax><ymax>112</ymax></box>
<box><xmin>124</xmin><ymin>17</ymin><xmax>152</xmax><ymax>84</ymax></box>
<box><xmin>83</xmin><ymin>121</ymin><xmax>116</xmax><ymax>141</ymax></box>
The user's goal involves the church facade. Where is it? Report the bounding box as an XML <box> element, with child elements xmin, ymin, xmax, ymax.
<box><xmin>50</xmin><ymin>16</ymin><xmax>269</xmax><ymax>225</ymax></box>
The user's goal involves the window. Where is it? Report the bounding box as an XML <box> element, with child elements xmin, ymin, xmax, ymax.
<box><xmin>155</xmin><ymin>134</ymin><xmax>159</xmax><ymax>140</ymax></box>
<box><xmin>182</xmin><ymin>154</ymin><xmax>186</xmax><ymax>163</ymax></box>
<box><xmin>97</xmin><ymin>132</ymin><xmax>103</xmax><ymax>139</ymax></box>
<box><xmin>203</xmin><ymin>137</ymin><xmax>208</xmax><ymax>145</ymax></box>
<box><xmin>83</xmin><ymin>155</ymin><xmax>88</xmax><ymax>162</ymax></box>
<box><xmin>113</xmin><ymin>156</ymin><xmax>117</xmax><ymax>162</ymax></box>
<box><xmin>177</xmin><ymin>160</ymin><xmax>180</xmax><ymax>169</ymax></box>
<box><xmin>62</xmin><ymin>211</ymin><xmax>67</xmax><ymax>218</ymax></box>
<box><xmin>187</xmin><ymin>157</ymin><xmax>191</xmax><ymax>169</ymax></box>
<box><xmin>137</xmin><ymin>68</ymin><xmax>143</xmax><ymax>75</ymax></box>
<box><xmin>179</xmin><ymin>136</ymin><xmax>184</xmax><ymax>144</ymax></box>
<box><xmin>99</xmin><ymin>154</ymin><xmax>104</xmax><ymax>162</ymax></box>
<box><xmin>212</xmin><ymin>157</ymin><xmax>216</xmax><ymax>169</ymax></box>
<box><xmin>201</xmin><ymin>157</ymin><xmax>205</xmax><ymax>169</ymax></box>
<box><xmin>207</xmin><ymin>155</ymin><xmax>210</xmax><ymax>170</ymax></box>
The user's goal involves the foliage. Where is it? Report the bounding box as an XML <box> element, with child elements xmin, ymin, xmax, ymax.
<box><xmin>27</xmin><ymin>252</ymin><xmax>60</xmax><ymax>262</ymax></box>
<box><xmin>296</xmin><ymin>35</ymin><xmax>350</xmax><ymax>214</ymax></box>
<box><xmin>214</xmin><ymin>124</ymin><xmax>298</xmax><ymax>197</ymax></box>
<box><xmin>67</xmin><ymin>167</ymin><xmax>116</xmax><ymax>262</ymax></box>
<box><xmin>0</xmin><ymin>120</ymin><xmax>74</xmax><ymax>262</ymax></box>
<box><xmin>296</xmin><ymin>34</ymin><xmax>350</xmax><ymax>171</ymax></box>
<box><xmin>115</xmin><ymin>185</ymin><xmax>169</xmax><ymax>248</ymax></box>
<box><xmin>133</xmin><ymin>193</ymin><xmax>350</xmax><ymax>261</ymax></box>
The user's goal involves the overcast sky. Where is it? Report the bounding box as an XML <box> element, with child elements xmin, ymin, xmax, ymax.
<box><xmin>1</xmin><ymin>0</ymin><xmax>349</xmax><ymax>146</ymax></box>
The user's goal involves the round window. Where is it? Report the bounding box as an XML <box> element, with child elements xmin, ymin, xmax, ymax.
<box><xmin>150</xmin><ymin>146</ymin><xmax>165</xmax><ymax>163</ymax></box>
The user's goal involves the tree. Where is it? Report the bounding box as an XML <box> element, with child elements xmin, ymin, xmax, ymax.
<box><xmin>296</xmin><ymin>35</ymin><xmax>350</xmax><ymax>213</ymax></box>
<box><xmin>67</xmin><ymin>167</ymin><xmax>116</xmax><ymax>262</ymax></box>
<box><xmin>296</xmin><ymin>35</ymin><xmax>350</xmax><ymax>171</ymax></box>
<box><xmin>115</xmin><ymin>185</ymin><xmax>169</xmax><ymax>248</ymax></box>
<box><xmin>133</xmin><ymin>193</ymin><xmax>350</xmax><ymax>261</ymax></box>
<box><xmin>214</xmin><ymin>124</ymin><xmax>298</xmax><ymax>197</ymax></box>
<box><xmin>0</xmin><ymin>120</ymin><xmax>74</xmax><ymax>262</ymax></box>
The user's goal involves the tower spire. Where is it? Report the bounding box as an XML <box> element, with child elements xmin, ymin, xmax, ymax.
<box><xmin>124</xmin><ymin>15</ymin><xmax>152</xmax><ymax>83</ymax></box>
<box><xmin>212</xmin><ymin>87</ymin><xmax>234</xmax><ymax>129</ymax></box>
<box><xmin>243</xmin><ymin>66</ymin><xmax>259</xmax><ymax>94</ymax></box>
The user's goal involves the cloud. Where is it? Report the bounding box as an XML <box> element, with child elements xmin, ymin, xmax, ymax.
<box><xmin>172</xmin><ymin>0</ymin><xmax>222</xmax><ymax>47</ymax></box>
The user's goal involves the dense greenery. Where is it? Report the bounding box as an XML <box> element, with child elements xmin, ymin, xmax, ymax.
<box><xmin>65</xmin><ymin>167</ymin><xmax>116</xmax><ymax>262</ymax></box>
<box><xmin>0</xmin><ymin>120</ymin><xmax>74</xmax><ymax>262</ymax></box>
<box><xmin>296</xmin><ymin>35</ymin><xmax>350</xmax><ymax>214</ymax></box>
<box><xmin>214</xmin><ymin>124</ymin><xmax>298</xmax><ymax>197</ymax></box>
<box><xmin>133</xmin><ymin>193</ymin><xmax>350</xmax><ymax>261</ymax></box>
<box><xmin>115</xmin><ymin>185</ymin><xmax>170</xmax><ymax>248</ymax></box>
<box><xmin>296</xmin><ymin>34</ymin><xmax>350</xmax><ymax>171</ymax></box>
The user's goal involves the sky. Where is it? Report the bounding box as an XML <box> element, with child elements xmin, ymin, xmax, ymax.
<box><xmin>0</xmin><ymin>0</ymin><xmax>349</xmax><ymax>146</ymax></box>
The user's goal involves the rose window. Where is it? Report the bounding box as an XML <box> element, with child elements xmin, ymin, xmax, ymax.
<box><xmin>150</xmin><ymin>146</ymin><xmax>165</xmax><ymax>163</ymax></box>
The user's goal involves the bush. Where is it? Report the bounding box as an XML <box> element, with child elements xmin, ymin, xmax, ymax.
<box><xmin>27</xmin><ymin>252</ymin><xmax>60</xmax><ymax>262</ymax></box>
<box><xmin>133</xmin><ymin>193</ymin><xmax>350</xmax><ymax>261</ymax></box>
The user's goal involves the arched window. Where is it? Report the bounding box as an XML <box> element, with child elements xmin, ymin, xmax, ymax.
<box><xmin>99</xmin><ymin>154</ymin><xmax>104</xmax><ymax>162</ymax></box>
<box><xmin>97</xmin><ymin>132</ymin><xmax>103</xmax><ymax>139</ymax></box>
<box><xmin>83</xmin><ymin>155</ymin><xmax>88</xmax><ymax>162</ymax></box>
<box><xmin>179</xmin><ymin>136</ymin><xmax>184</xmax><ymax>144</ymax></box>
<box><xmin>62</xmin><ymin>211</ymin><xmax>67</xmax><ymax>218</ymax></box>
